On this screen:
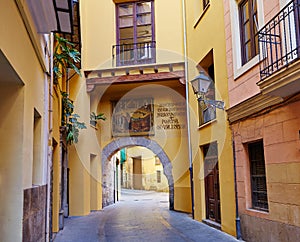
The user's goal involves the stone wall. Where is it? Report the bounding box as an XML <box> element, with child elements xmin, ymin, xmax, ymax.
<box><xmin>233</xmin><ymin>99</ymin><xmax>300</xmax><ymax>241</ymax></box>
<box><xmin>241</xmin><ymin>214</ymin><xmax>300</xmax><ymax>242</ymax></box>
<box><xmin>23</xmin><ymin>185</ymin><xmax>47</xmax><ymax>242</ymax></box>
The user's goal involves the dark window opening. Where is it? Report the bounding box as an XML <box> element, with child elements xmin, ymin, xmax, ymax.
<box><xmin>248</xmin><ymin>141</ymin><xmax>268</xmax><ymax>211</ymax></box>
<box><xmin>157</xmin><ymin>170</ymin><xmax>161</xmax><ymax>183</ymax></box>
<box><xmin>198</xmin><ymin>50</ymin><xmax>216</xmax><ymax>126</ymax></box>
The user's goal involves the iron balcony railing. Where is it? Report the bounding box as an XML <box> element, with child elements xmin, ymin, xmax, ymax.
<box><xmin>112</xmin><ymin>41</ymin><xmax>156</xmax><ymax>67</ymax></box>
<box><xmin>258</xmin><ymin>0</ymin><xmax>300</xmax><ymax>80</ymax></box>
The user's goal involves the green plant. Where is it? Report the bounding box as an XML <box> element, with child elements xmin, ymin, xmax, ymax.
<box><xmin>53</xmin><ymin>34</ymin><xmax>85</xmax><ymax>144</ymax></box>
<box><xmin>61</xmin><ymin>92</ymin><xmax>86</xmax><ymax>145</ymax></box>
<box><xmin>53</xmin><ymin>34</ymin><xmax>81</xmax><ymax>79</ymax></box>
<box><xmin>90</xmin><ymin>112</ymin><xmax>106</xmax><ymax>125</ymax></box>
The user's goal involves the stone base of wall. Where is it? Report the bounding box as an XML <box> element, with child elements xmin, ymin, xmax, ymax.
<box><xmin>241</xmin><ymin>213</ymin><xmax>300</xmax><ymax>242</ymax></box>
<box><xmin>23</xmin><ymin>185</ymin><xmax>47</xmax><ymax>242</ymax></box>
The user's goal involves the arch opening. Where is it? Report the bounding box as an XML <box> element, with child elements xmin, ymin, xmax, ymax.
<box><xmin>102</xmin><ymin>137</ymin><xmax>174</xmax><ymax>210</ymax></box>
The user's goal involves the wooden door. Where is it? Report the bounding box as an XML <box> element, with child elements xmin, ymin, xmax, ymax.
<box><xmin>133</xmin><ymin>157</ymin><xmax>143</xmax><ymax>189</ymax></box>
<box><xmin>204</xmin><ymin>144</ymin><xmax>221</xmax><ymax>224</ymax></box>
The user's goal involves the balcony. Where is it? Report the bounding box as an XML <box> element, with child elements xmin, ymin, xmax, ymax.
<box><xmin>257</xmin><ymin>0</ymin><xmax>300</xmax><ymax>97</ymax></box>
<box><xmin>112</xmin><ymin>41</ymin><xmax>156</xmax><ymax>67</ymax></box>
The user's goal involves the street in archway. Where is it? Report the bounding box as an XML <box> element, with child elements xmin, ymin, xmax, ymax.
<box><xmin>54</xmin><ymin>190</ymin><xmax>238</xmax><ymax>242</ymax></box>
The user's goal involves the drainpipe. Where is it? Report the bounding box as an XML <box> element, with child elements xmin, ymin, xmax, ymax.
<box><xmin>182</xmin><ymin>0</ymin><xmax>195</xmax><ymax>219</ymax></box>
<box><xmin>232</xmin><ymin>134</ymin><xmax>242</xmax><ymax>240</ymax></box>
<box><xmin>46</xmin><ymin>32</ymin><xmax>54</xmax><ymax>242</ymax></box>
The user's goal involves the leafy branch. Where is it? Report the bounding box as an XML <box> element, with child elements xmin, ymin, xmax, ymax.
<box><xmin>61</xmin><ymin>92</ymin><xmax>86</xmax><ymax>145</ymax></box>
<box><xmin>53</xmin><ymin>34</ymin><xmax>81</xmax><ymax>79</ymax></box>
<box><xmin>90</xmin><ymin>112</ymin><xmax>106</xmax><ymax>125</ymax></box>
<box><xmin>53</xmin><ymin>34</ymin><xmax>85</xmax><ymax>145</ymax></box>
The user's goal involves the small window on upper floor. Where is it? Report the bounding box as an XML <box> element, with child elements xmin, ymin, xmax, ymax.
<box><xmin>197</xmin><ymin>50</ymin><xmax>216</xmax><ymax>126</ymax></box>
<box><xmin>239</xmin><ymin>0</ymin><xmax>259</xmax><ymax>65</ymax></box>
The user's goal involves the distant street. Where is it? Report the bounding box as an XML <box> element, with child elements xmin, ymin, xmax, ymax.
<box><xmin>54</xmin><ymin>189</ymin><xmax>238</xmax><ymax>242</ymax></box>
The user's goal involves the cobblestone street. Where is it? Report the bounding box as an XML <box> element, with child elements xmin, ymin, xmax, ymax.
<box><xmin>54</xmin><ymin>189</ymin><xmax>238</xmax><ymax>242</ymax></box>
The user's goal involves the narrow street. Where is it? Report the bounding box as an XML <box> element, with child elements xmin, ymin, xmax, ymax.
<box><xmin>54</xmin><ymin>190</ymin><xmax>238</xmax><ymax>242</ymax></box>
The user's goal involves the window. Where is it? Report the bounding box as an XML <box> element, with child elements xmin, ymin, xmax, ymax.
<box><xmin>248</xmin><ymin>141</ymin><xmax>268</xmax><ymax>211</ymax></box>
<box><xmin>156</xmin><ymin>170</ymin><xmax>161</xmax><ymax>183</ymax></box>
<box><xmin>203</xmin><ymin>0</ymin><xmax>209</xmax><ymax>9</ymax></box>
<box><xmin>115</xmin><ymin>1</ymin><xmax>155</xmax><ymax>66</ymax></box>
<box><xmin>198</xmin><ymin>63</ymin><xmax>216</xmax><ymax>126</ymax></box>
<box><xmin>239</xmin><ymin>0</ymin><xmax>259</xmax><ymax>65</ymax></box>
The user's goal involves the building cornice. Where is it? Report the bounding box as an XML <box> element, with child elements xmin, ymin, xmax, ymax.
<box><xmin>227</xmin><ymin>93</ymin><xmax>283</xmax><ymax>124</ymax></box>
<box><xmin>85</xmin><ymin>62</ymin><xmax>185</xmax><ymax>93</ymax></box>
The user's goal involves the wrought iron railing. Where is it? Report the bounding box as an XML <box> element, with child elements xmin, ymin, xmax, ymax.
<box><xmin>112</xmin><ymin>41</ymin><xmax>156</xmax><ymax>66</ymax></box>
<box><xmin>258</xmin><ymin>0</ymin><xmax>300</xmax><ymax>80</ymax></box>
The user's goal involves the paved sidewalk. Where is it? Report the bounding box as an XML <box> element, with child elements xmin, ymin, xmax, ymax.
<box><xmin>54</xmin><ymin>190</ymin><xmax>238</xmax><ymax>242</ymax></box>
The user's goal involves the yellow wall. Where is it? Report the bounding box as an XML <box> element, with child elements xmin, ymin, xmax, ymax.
<box><xmin>0</xmin><ymin>1</ymin><xmax>49</xmax><ymax>241</ymax></box>
<box><xmin>125</xmin><ymin>147</ymin><xmax>169</xmax><ymax>192</ymax></box>
<box><xmin>97</xmin><ymin>81</ymin><xmax>191</xmax><ymax>212</ymax></box>
<box><xmin>81</xmin><ymin>0</ymin><xmax>185</xmax><ymax>70</ymax></box>
<box><xmin>0</xmin><ymin>84</ymin><xmax>24</xmax><ymax>242</ymax></box>
<box><xmin>185</xmin><ymin>0</ymin><xmax>236</xmax><ymax>236</ymax></box>
<box><xmin>68</xmin><ymin>0</ymin><xmax>189</xmax><ymax>216</ymax></box>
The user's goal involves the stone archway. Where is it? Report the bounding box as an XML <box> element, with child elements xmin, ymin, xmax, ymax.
<box><xmin>102</xmin><ymin>137</ymin><xmax>174</xmax><ymax>210</ymax></box>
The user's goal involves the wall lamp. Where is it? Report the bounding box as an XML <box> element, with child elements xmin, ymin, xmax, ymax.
<box><xmin>190</xmin><ymin>71</ymin><xmax>225</xmax><ymax>110</ymax></box>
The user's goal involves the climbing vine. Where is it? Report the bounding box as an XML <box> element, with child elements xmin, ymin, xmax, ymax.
<box><xmin>53</xmin><ymin>34</ymin><xmax>86</xmax><ymax>145</ymax></box>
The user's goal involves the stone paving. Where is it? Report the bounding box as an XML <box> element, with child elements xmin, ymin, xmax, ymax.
<box><xmin>54</xmin><ymin>189</ymin><xmax>239</xmax><ymax>242</ymax></box>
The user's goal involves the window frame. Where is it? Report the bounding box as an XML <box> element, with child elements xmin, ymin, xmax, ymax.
<box><xmin>156</xmin><ymin>170</ymin><xmax>161</xmax><ymax>183</ymax></box>
<box><xmin>115</xmin><ymin>1</ymin><xmax>155</xmax><ymax>66</ymax></box>
<box><xmin>238</xmin><ymin>0</ymin><xmax>259</xmax><ymax>65</ymax></box>
<box><xmin>248</xmin><ymin>140</ymin><xmax>269</xmax><ymax>212</ymax></box>
<box><xmin>198</xmin><ymin>64</ymin><xmax>216</xmax><ymax>126</ymax></box>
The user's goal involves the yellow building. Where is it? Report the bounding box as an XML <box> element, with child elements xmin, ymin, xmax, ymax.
<box><xmin>65</xmin><ymin>0</ymin><xmax>193</xmax><ymax>216</ymax></box>
<box><xmin>122</xmin><ymin>146</ymin><xmax>169</xmax><ymax>192</ymax></box>
<box><xmin>0</xmin><ymin>1</ymin><xmax>82</xmax><ymax>241</ymax></box>
<box><xmin>184</xmin><ymin>0</ymin><xmax>236</xmax><ymax>236</ymax></box>
<box><xmin>0</xmin><ymin>0</ymin><xmax>238</xmax><ymax>241</ymax></box>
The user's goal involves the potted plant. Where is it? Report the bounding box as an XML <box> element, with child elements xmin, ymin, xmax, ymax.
<box><xmin>90</xmin><ymin>112</ymin><xmax>106</xmax><ymax>126</ymax></box>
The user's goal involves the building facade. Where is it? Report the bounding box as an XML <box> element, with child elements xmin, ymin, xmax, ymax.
<box><xmin>0</xmin><ymin>1</ymin><xmax>52</xmax><ymax>241</ymax></box>
<box><xmin>185</xmin><ymin>0</ymin><xmax>237</xmax><ymax>236</ymax></box>
<box><xmin>122</xmin><ymin>146</ymin><xmax>169</xmax><ymax>192</ymax></box>
<box><xmin>224</xmin><ymin>0</ymin><xmax>300</xmax><ymax>241</ymax></box>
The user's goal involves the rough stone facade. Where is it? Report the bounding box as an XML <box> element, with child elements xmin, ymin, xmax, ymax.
<box><xmin>102</xmin><ymin>137</ymin><xmax>174</xmax><ymax>210</ymax></box>
<box><xmin>23</xmin><ymin>185</ymin><xmax>47</xmax><ymax>242</ymax></box>
<box><xmin>241</xmin><ymin>214</ymin><xmax>300</xmax><ymax>242</ymax></box>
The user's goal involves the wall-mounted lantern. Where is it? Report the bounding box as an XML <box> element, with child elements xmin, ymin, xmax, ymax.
<box><xmin>190</xmin><ymin>71</ymin><xmax>225</xmax><ymax>110</ymax></box>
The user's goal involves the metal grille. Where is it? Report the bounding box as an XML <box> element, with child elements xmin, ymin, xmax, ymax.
<box><xmin>258</xmin><ymin>0</ymin><xmax>300</xmax><ymax>80</ymax></box>
<box><xmin>112</xmin><ymin>41</ymin><xmax>156</xmax><ymax>66</ymax></box>
<box><xmin>248</xmin><ymin>141</ymin><xmax>268</xmax><ymax>211</ymax></box>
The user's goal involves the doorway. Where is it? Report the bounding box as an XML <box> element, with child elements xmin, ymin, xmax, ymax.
<box><xmin>133</xmin><ymin>156</ymin><xmax>143</xmax><ymax>189</ymax></box>
<box><xmin>203</xmin><ymin>143</ymin><xmax>221</xmax><ymax>224</ymax></box>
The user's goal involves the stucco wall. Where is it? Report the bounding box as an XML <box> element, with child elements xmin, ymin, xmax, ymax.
<box><xmin>186</xmin><ymin>0</ymin><xmax>236</xmax><ymax>236</ymax></box>
<box><xmin>0</xmin><ymin>1</ymin><xmax>49</xmax><ymax>241</ymax></box>
<box><xmin>81</xmin><ymin>0</ymin><xmax>185</xmax><ymax>70</ymax></box>
<box><xmin>97</xmin><ymin>81</ymin><xmax>191</xmax><ymax>213</ymax></box>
